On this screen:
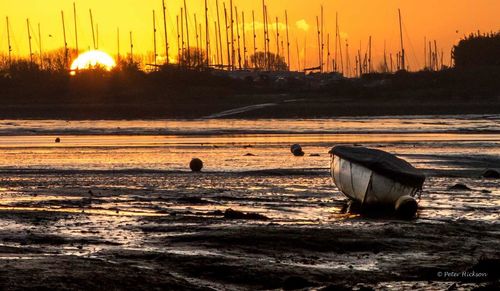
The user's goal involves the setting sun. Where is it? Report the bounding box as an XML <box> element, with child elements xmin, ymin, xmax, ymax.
<box><xmin>70</xmin><ymin>50</ymin><xmax>116</xmax><ymax>75</ymax></box>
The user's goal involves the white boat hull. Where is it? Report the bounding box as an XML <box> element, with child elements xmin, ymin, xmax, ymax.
<box><xmin>331</xmin><ymin>155</ymin><xmax>419</xmax><ymax>207</ymax></box>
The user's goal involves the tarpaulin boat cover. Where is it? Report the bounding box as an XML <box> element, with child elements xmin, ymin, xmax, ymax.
<box><xmin>330</xmin><ymin>146</ymin><xmax>425</xmax><ymax>188</ymax></box>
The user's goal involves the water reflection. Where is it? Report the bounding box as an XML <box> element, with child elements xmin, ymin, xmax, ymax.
<box><xmin>0</xmin><ymin>115</ymin><xmax>498</xmax><ymax>135</ymax></box>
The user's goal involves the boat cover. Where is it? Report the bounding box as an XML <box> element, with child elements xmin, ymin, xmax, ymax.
<box><xmin>330</xmin><ymin>146</ymin><xmax>425</xmax><ymax>188</ymax></box>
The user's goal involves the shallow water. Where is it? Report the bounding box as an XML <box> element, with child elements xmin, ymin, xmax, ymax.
<box><xmin>0</xmin><ymin>116</ymin><xmax>498</xmax><ymax>289</ymax></box>
<box><xmin>0</xmin><ymin>133</ymin><xmax>497</xmax><ymax>171</ymax></box>
<box><xmin>0</xmin><ymin>114</ymin><xmax>498</xmax><ymax>135</ymax></box>
<box><xmin>0</xmin><ymin>115</ymin><xmax>498</xmax><ymax>216</ymax></box>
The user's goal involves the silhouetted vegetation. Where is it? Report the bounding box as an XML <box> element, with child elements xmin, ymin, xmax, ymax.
<box><xmin>250</xmin><ymin>52</ymin><xmax>288</xmax><ymax>71</ymax></box>
<box><xmin>0</xmin><ymin>48</ymin><xmax>80</xmax><ymax>75</ymax></box>
<box><xmin>178</xmin><ymin>47</ymin><xmax>208</xmax><ymax>69</ymax></box>
<box><xmin>453</xmin><ymin>31</ymin><xmax>500</xmax><ymax>68</ymax></box>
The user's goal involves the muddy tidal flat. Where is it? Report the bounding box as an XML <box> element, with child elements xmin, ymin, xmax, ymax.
<box><xmin>0</xmin><ymin>116</ymin><xmax>498</xmax><ymax>290</ymax></box>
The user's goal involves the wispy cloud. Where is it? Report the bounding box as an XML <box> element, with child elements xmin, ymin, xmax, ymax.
<box><xmin>295</xmin><ymin>19</ymin><xmax>310</xmax><ymax>32</ymax></box>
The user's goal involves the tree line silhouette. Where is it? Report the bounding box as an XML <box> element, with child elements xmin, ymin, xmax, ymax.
<box><xmin>0</xmin><ymin>47</ymin><xmax>288</xmax><ymax>75</ymax></box>
<box><xmin>1</xmin><ymin>30</ymin><xmax>498</xmax><ymax>76</ymax></box>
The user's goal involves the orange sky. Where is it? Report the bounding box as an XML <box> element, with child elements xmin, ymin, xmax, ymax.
<box><xmin>1</xmin><ymin>0</ymin><xmax>499</xmax><ymax>72</ymax></box>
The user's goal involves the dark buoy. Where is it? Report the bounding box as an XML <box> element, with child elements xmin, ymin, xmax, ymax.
<box><xmin>448</xmin><ymin>183</ymin><xmax>472</xmax><ymax>191</ymax></box>
<box><xmin>55</xmin><ymin>137</ymin><xmax>61</xmax><ymax>143</ymax></box>
<box><xmin>482</xmin><ymin>169</ymin><xmax>500</xmax><ymax>179</ymax></box>
<box><xmin>290</xmin><ymin>144</ymin><xmax>305</xmax><ymax>156</ymax></box>
<box><xmin>223</xmin><ymin>208</ymin><xmax>269</xmax><ymax>220</ymax></box>
<box><xmin>395</xmin><ymin>195</ymin><xmax>418</xmax><ymax>219</ymax></box>
<box><xmin>189</xmin><ymin>158</ymin><xmax>203</xmax><ymax>172</ymax></box>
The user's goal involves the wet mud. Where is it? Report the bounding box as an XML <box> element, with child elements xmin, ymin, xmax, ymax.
<box><xmin>0</xmin><ymin>116</ymin><xmax>498</xmax><ymax>290</ymax></box>
<box><xmin>0</xmin><ymin>168</ymin><xmax>498</xmax><ymax>290</ymax></box>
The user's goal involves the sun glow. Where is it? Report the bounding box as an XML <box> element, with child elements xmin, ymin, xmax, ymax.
<box><xmin>70</xmin><ymin>50</ymin><xmax>116</xmax><ymax>75</ymax></box>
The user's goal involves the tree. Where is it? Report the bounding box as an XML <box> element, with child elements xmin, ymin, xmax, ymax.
<box><xmin>178</xmin><ymin>47</ymin><xmax>207</xmax><ymax>69</ymax></box>
<box><xmin>250</xmin><ymin>52</ymin><xmax>288</xmax><ymax>71</ymax></box>
<box><xmin>453</xmin><ymin>32</ymin><xmax>500</xmax><ymax>68</ymax></box>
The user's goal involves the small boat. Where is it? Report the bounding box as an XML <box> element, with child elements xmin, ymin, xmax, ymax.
<box><xmin>329</xmin><ymin>146</ymin><xmax>425</xmax><ymax>217</ymax></box>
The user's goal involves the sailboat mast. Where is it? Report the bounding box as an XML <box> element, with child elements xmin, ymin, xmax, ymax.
<box><xmin>183</xmin><ymin>0</ymin><xmax>190</xmax><ymax>67</ymax></box>
<box><xmin>73</xmin><ymin>2</ymin><xmax>78</xmax><ymax>53</ymax></box>
<box><xmin>423</xmin><ymin>36</ymin><xmax>427</xmax><ymax>69</ymax></box>
<box><xmin>242</xmin><ymin>11</ymin><xmax>247</xmax><ymax>68</ymax></box>
<box><xmin>6</xmin><ymin>17</ymin><xmax>12</xmax><ymax>66</ymax></box>
<box><xmin>181</xmin><ymin>8</ymin><xmax>184</xmax><ymax>64</ymax></box>
<box><xmin>162</xmin><ymin>0</ymin><xmax>169</xmax><ymax>65</ymax></box>
<box><xmin>176</xmin><ymin>15</ymin><xmax>180</xmax><ymax>66</ymax></box>
<box><xmin>223</xmin><ymin>3</ymin><xmax>230</xmax><ymax>70</ymax></box>
<box><xmin>236</xmin><ymin>7</ymin><xmax>241</xmax><ymax>69</ymax></box>
<box><xmin>130</xmin><ymin>31</ymin><xmax>133</xmax><ymax>61</ymax></box>
<box><xmin>199</xmin><ymin>22</ymin><xmax>203</xmax><ymax>67</ymax></box>
<box><xmin>296</xmin><ymin>38</ymin><xmax>300</xmax><ymax>71</ymax></box>
<box><xmin>316</xmin><ymin>16</ymin><xmax>321</xmax><ymax>70</ymax></box>
<box><xmin>205</xmin><ymin>0</ymin><xmax>210</xmax><ymax>68</ymax></box>
<box><xmin>285</xmin><ymin>10</ymin><xmax>290</xmax><ymax>71</ymax></box>
<box><xmin>363</xmin><ymin>51</ymin><xmax>367</xmax><ymax>73</ymax></box>
<box><xmin>252</xmin><ymin>10</ymin><xmax>257</xmax><ymax>68</ymax></box>
<box><xmin>27</xmin><ymin>19</ymin><xmax>33</xmax><ymax>66</ymax></box>
<box><xmin>430</xmin><ymin>42</ymin><xmax>434</xmax><ymax>70</ymax></box>
<box><xmin>390</xmin><ymin>53</ymin><xmax>393</xmax><ymax>72</ymax></box>
<box><xmin>194</xmin><ymin>13</ymin><xmax>199</xmax><ymax>65</ymax></box>
<box><xmin>262</xmin><ymin>0</ymin><xmax>267</xmax><ymax>70</ymax></box>
<box><xmin>153</xmin><ymin>10</ymin><xmax>157</xmax><ymax>67</ymax></box>
<box><xmin>355</xmin><ymin>53</ymin><xmax>358</xmax><ymax>77</ymax></box>
<box><xmin>281</xmin><ymin>39</ymin><xmax>284</xmax><ymax>60</ymax></box>
<box><xmin>89</xmin><ymin>9</ymin><xmax>96</xmax><ymax>49</ymax></box>
<box><xmin>38</xmin><ymin>23</ymin><xmax>43</xmax><ymax>69</ymax></box>
<box><xmin>214</xmin><ymin>21</ymin><xmax>219</xmax><ymax>66</ymax></box>
<box><xmin>265</xmin><ymin>5</ymin><xmax>270</xmax><ymax>70</ymax></box>
<box><xmin>275</xmin><ymin>17</ymin><xmax>280</xmax><ymax>64</ymax></box>
<box><xmin>320</xmin><ymin>5</ymin><xmax>324</xmax><ymax>73</ymax></box>
<box><xmin>398</xmin><ymin>9</ymin><xmax>405</xmax><ymax>71</ymax></box>
<box><xmin>230</xmin><ymin>0</ymin><xmax>235</xmax><ymax>70</ymax></box>
<box><xmin>334</xmin><ymin>12</ymin><xmax>338</xmax><ymax>72</ymax></box>
<box><xmin>357</xmin><ymin>48</ymin><xmax>362</xmax><ymax>76</ymax></box>
<box><xmin>326</xmin><ymin>33</ymin><xmax>330</xmax><ymax>72</ymax></box>
<box><xmin>199</xmin><ymin>23</ymin><xmax>203</xmax><ymax>67</ymax></box>
<box><xmin>337</xmin><ymin>16</ymin><xmax>344</xmax><ymax>74</ymax></box>
<box><xmin>345</xmin><ymin>39</ymin><xmax>350</xmax><ymax>77</ymax></box>
<box><xmin>216</xmin><ymin>0</ymin><xmax>223</xmax><ymax>67</ymax></box>
<box><xmin>434</xmin><ymin>40</ymin><xmax>438</xmax><ymax>71</ymax></box>
<box><xmin>368</xmin><ymin>35</ymin><xmax>372</xmax><ymax>73</ymax></box>
<box><xmin>62</xmin><ymin>11</ymin><xmax>68</xmax><ymax>67</ymax></box>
